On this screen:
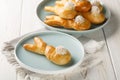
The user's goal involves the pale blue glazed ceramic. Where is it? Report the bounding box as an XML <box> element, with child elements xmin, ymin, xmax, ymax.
<box><xmin>36</xmin><ymin>0</ymin><xmax>111</xmax><ymax>35</ymax></box>
<box><xmin>15</xmin><ymin>31</ymin><xmax>84</xmax><ymax>74</ymax></box>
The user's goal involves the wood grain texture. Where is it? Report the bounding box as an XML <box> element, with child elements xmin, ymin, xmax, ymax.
<box><xmin>102</xmin><ymin>0</ymin><xmax>120</xmax><ymax>80</ymax></box>
<box><xmin>20</xmin><ymin>0</ymin><xmax>44</xmax><ymax>35</ymax></box>
<box><xmin>0</xmin><ymin>0</ymin><xmax>22</xmax><ymax>80</ymax></box>
<box><xmin>79</xmin><ymin>30</ymin><xmax>116</xmax><ymax>80</ymax></box>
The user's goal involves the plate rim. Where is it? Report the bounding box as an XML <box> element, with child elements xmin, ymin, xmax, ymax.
<box><xmin>14</xmin><ymin>31</ymin><xmax>85</xmax><ymax>74</ymax></box>
<box><xmin>36</xmin><ymin>0</ymin><xmax>111</xmax><ymax>34</ymax></box>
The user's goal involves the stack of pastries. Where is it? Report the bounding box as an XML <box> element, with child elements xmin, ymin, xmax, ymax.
<box><xmin>44</xmin><ymin>0</ymin><xmax>106</xmax><ymax>31</ymax></box>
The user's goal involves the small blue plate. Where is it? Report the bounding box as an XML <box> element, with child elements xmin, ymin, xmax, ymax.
<box><xmin>36</xmin><ymin>0</ymin><xmax>111</xmax><ymax>35</ymax></box>
<box><xmin>15</xmin><ymin>31</ymin><xmax>84</xmax><ymax>74</ymax></box>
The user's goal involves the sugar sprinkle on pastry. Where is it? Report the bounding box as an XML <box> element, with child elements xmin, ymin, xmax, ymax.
<box><xmin>64</xmin><ymin>1</ymin><xmax>75</xmax><ymax>10</ymax></box>
<box><xmin>56</xmin><ymin>46</ymin><xmax>68</xmax><ymax>55</ymax></box>
<box><xmin>91</xmin><ymin>6</ymin><xmax>100</xmax><ymax>15</ymax></box>
<box><xmin>75</xmin><ymin>15</ymin><xmax>85</xmax><ymax>24</ymax></box>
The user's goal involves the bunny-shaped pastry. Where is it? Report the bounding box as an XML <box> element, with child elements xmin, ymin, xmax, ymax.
<box><xmin>23</xmin><ymin>37</ymin><xmax>71</xmax><ymax>65</ymax></box>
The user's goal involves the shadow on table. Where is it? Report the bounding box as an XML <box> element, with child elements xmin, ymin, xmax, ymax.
<box><xmin>103</xmin><ymin>11</ymin><xmax>119</xmax><ymax>39</ymax></box>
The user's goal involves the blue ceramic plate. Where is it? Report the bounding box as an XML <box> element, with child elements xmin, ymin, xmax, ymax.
<box><xmin>36</xmin><ymin>0</ymin><xmax>111</xmax><ymax>35</ymax></box>
<box><xmin>15</xmin><ymin>31</ymin><xmax>84</xmax><ymax>74</ymax></box>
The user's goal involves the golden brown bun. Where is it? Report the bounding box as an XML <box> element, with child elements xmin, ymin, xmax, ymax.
<box><xmin>44</xmin><ymin>15</ymin><xmax>91</xmax><ymax>31</ymax></box>
<box><xmin>44</xmin><ymin>3</ymin><xmax>77</xmax><ymax>19</ymax></box>
<box><xmin>23</xmin><ymin>37</ymin><xmax>71</xmax><ymax>65</ymax></box>
<box><xmin>75</xmin><ymin>0</ymin><xmax>92</xmax><ymax>12</ymax></box>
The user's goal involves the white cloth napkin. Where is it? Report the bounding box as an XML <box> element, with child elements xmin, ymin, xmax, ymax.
<box><xmin>1</xmin><ymin>28</ymin><xmax>104</xmax><ymax>80</ymax></box>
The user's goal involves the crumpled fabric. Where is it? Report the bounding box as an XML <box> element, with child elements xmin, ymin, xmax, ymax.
<box><xmin>1</xmin><ymin>29</ymin><xmax>104</xmax><ymax>80</ymax></box>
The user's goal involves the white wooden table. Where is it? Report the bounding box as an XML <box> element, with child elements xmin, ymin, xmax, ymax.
<box><xmin>0</xmin><ymin>0</ymin><xmax>120</xmax><ymax>80</ymax></box>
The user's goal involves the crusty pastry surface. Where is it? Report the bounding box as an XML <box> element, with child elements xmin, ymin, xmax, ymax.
<box><xmin>44</xmin><ymin>0</ymin><xmax>106</xmax><ymax>30</ymax></box>
<box><xmin>44</xmin><ymin>15</ymin><xmax>91</xmax><ymax>30</ymax></box>
<box><xmin>23</xmin><ymin>37</ymin><xmax>71</xmax><ymax>65</ymax></box>
<box><xmin>44</xmin><ymin>1</ymin><xmax>77</xmax><ymax>19</ymax></box>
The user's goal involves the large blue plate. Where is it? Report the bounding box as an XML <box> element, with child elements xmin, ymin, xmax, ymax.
<box><xmin>15</xmin><ymin>31</ymin><xmax>84</xmax><ymax>74</ymax></box>
<box><xmin>36</xmin><ymin>0</ymin><xmax>111</xmax><ymax>35</ymax></box>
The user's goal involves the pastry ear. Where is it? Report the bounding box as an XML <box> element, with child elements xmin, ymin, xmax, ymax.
<box><xmin>23</xmin><ymin>44</ymin><xmax>37</xmax><ymax>52</ymax></box>
<box><xmin>34</xmin><ymin>37</ymin><xmax>46</xmax><ymax>47</ymax></box>
<box><xmin>44</xmin><ymin>6</ymin><xmax>54</xmax><ymax>12</ymax></box>
<box><xmin>34</xmin><ymin>37</ymin><xmax>42</xmax><ymax>45</ymax></box>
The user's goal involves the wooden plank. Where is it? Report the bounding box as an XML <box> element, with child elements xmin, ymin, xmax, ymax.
<box><xmin>20</xmin><ymin>0</ymin><xmax>44</xmax><ymax>35</ymax></box>
<box><xmin>0</xmin><ymin>0</ymin><xmax>22</xmax><ymax>80</ymax></box>
<box><xmin>102</xmin><ymin>0</ymin><xmax>120</xmax><ymax>80</ymax></box>
<box><xmin>0</xmin><ymin>0</ymin><xmax>22</xmax><ymax>41</ymax></box>
<box><xmin>77</xmin><ymin>29</ymin><xmax>116</xmax><ymax>80</ymax></box>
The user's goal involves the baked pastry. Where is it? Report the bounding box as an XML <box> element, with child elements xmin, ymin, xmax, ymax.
<box><xmin>23</xmin><ymin>37</ymin><xmax>71</xmax><ymax>65</ymax></box>
<box><xmin>75</xmin><ymin>0</ymin><xmax>92</xmax><ymax>12</ymax></box>
<box><xmin>82</xmin><ymin>5</ymin><xmax>105</xmax><ymax>24</ymax></box>
<box><xmin>44</xmin><ymin>15</ymin><xmax>91</xmax><ymax>30</ymax></box>
<box><xmin>44</xmin><ymin>1</ymin><xmax>77</xmax><ymax>19</ymax></box>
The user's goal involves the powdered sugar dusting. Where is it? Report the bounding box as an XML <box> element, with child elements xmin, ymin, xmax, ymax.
<box><xmin>64</xmin><ymin>1</ymin><xmax>75</xmax><ymax>10</ymax></box>
<box><xmin>75</xmin><ymin>15</ymin><xmax>85</xmax><ymax>24</ymax></box>
<box><xmin>56</xmin><ymin>46</ymin><xmax>68</xmax><ymax>55</ymax></box>
<box><xmin>91</xmin><ymin>6</ymin><xmax>100</xmax><ymax>14</ymax></box>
